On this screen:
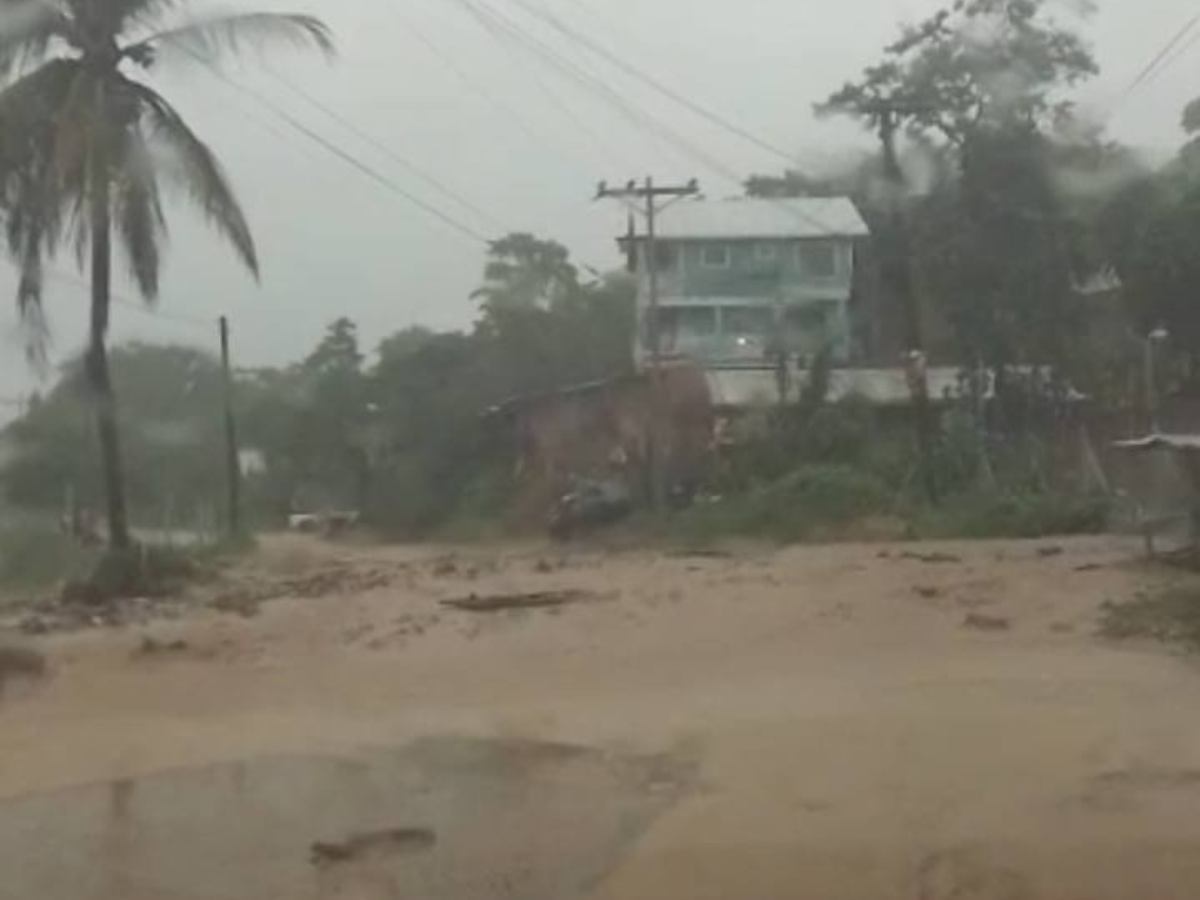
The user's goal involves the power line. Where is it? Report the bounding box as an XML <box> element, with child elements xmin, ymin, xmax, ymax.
<box><xmin>263</xmin><ymin>66</ymin><xmax>508</xmax><ymax>232</ymax></box>
<box><xmin>1139</xmin><ymin>21</ymin><xmax>1200</xmax><ymax>96</ymax></box>
<box><xmin>454</xmin><ymin>0</ymin><xmax>837</xmax><ymax>235</ymax></box>
<box><xmin>178</xmin><ymin>48</ymin><xmax>493</xmax><ymax>245</ymax></box>
<box><xmin>1123</xmin><ymin>9</ymin><xmax>1200</xmax><ymax>97</ymax></box>
<box><xmin>453</xmin><ymin>0</ymin><xmax>737</xmax><ymax>179</ymax></box>
<box><xmin>377</xmin><ymin>0</ymin><xmax>612</xmax><ymax>179</ymax></box>
<box><xmin>45</xmin><ymin>267</ymin><xmax>211</xmax><ymax>330</ymax></box>
<box><xmin>504</xmin><ymin>0</ymin><xmax>804</xmax><ymax>166</ymax></box>
<box><xmin>449</xmin><ymin>0</ymin><xmax>643</xmax><ymax>173</ymax></box>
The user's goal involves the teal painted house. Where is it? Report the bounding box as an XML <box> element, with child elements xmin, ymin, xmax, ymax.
<box><xmin>623</xmin><ymin>198</ymin><xmax>871</xmax><ymax>367</ymax></box>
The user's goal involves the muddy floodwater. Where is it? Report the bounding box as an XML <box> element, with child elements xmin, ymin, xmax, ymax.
<box><xmin>0</xmin><ymin>737</ymin><xmax>692</xmax><ymax>900</ymax></box>
<box><xmin>6</xmin><ymin>536</ymin><xmax>1200</xmax><ymax>898</ymax></box>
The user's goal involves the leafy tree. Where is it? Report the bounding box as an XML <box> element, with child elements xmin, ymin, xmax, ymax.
<box><xmin>238</xmin><ymin>319</ymin><xmax>372</xmax><ymax>515</ymax></box>
<box><xmin>471</xmin><ymin>232</ymin><xmax>581</xmax><ymax>326</ymax></box>
<box><xmin>1</xmin><ymin>343</ymin><xmax>227</xmax><ymax>518</ymax></box>
<box><xmin>1095</xmin><ymin>120</ymin><xmax>1200</xmax><ymax>377</ymax></box>
<box><xmin>821</xmin><ymin>0</ymin><xmax>1099</xmax><ymax>369</ymax></box>
<box><xmin>0</xmin><ymin>0</ymin><xmax>332</xmax><ymax>548</ymax></box>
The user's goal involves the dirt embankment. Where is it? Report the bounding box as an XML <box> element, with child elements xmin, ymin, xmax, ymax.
<box><xmin>1</xmin><ymin>535</ymin><xmax>1199</xmax><ymax>900</ymax></box>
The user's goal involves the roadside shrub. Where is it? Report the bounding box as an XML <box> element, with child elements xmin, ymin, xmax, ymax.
<box><xmin>796</xmin><ymin>397</ymin><xmax>875</xmax><ymax>466</ymax></box>
<box><xmin>679</xmin><ymin>464</ymin><xmax>891</xmax><ymax>542</ymax></box>
<box><xmin>913</xmin><ymin>491</ymin><xmax>1110</xmax><ymax>540</ymax></box>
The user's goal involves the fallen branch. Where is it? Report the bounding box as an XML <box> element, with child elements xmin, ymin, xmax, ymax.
<box><xmin>439</xmin><ymin>590</ymin><xmax>593</xmax><ymax>613</ymax></box>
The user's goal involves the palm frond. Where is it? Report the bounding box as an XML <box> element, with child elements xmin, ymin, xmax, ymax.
<box><xmin>129</xmin><ymin>12</ymin><xmax>333</xmax><ymax>68</ymax></box>
<box><xmin>0</xmin><ymin>60</ymin><xmax>79</xmax><ymax>353</ymax></box>
<box><xmin>0</xmin><ymin>57</ymin><xmax>77</xmax><ymax>139</ymax></box>
<box><xmin>0</xmin><ymin>1</ymin><xmax>69</xmax><ymax>80</ymax></box>
<box><xmin>82</xmin><ymin>0</ymin><xmax>181</xmax><ymax>35</ymax></box>
<box><xmin>18</xmin><ymin>270</ymin><xmax>50</xmax><ymax>369</ymax></box>
<box><xmin>124</xmin><ymin>78</ymin><xmax>257</xmax><ymax>276</ymax></box>
<box><xmin>113</xmin><ymin>125</ymin><xmax>166</xmax><ymax>299</ymax></box>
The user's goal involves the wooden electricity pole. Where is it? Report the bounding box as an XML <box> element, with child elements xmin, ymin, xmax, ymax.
<box><xmin>219</xmin><ymin>315</ymin><xmax>242</xmax><ymax>536</ymax></box>
<box><xmin>596</xmin><ymin>177</ymin><xmax>700</xmax><ymax>509</ymax></box>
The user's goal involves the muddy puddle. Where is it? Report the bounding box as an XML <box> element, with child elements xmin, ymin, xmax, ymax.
<box><xmin>0</xmin><ymin>737</ymin><xmax>694</xmax><ymax>900</ymax></box>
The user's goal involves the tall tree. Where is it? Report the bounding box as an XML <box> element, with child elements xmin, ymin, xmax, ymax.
<box><xmin>0</xmin><ymin>0</ymin><xmax>332</xmax><ymax>549</ymax></box>
<box><xmin>471</xmin><ymin>232</ymin><xmax>581</xmax><ymax>326</ymax></box>
<box><xmin>821</xmin><ymin>0</ymin><xmax>1098</xmax><ymax>370</ymax></box>
<box><xmin>1096</xmin><ymin>103</ymin><xmax>1200</xmax><ymax>375</ymax></box>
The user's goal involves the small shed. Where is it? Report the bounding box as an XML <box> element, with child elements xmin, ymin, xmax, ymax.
<box><xmin>1113</xmin><ymin>434</ymin><xmax>1200</xmax><ymax>556</ymax></box>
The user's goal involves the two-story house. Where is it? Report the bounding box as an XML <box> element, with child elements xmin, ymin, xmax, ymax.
<box><xmin>622</xmin><ymin>197</ymin><xmax>871</xmax><ymax>368</ymax></box>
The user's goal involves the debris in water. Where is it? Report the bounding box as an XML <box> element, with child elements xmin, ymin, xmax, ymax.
<box><xmin>135</xmin><ymin>637</ymin><xmax>190</xmax><ymax>657</ymax></box>
<box><xmin>440</xmin><ymin>590</ymin><xmax>595</xmax><ymax>613</ymax></box>
<box><xmin>211</xmin><ymin>592</ymin><xmax>260</xmax><ymax>619</ymax></box>
<box><xmin>431</xmin><ymin>558</ymin><xmax>458</xmax><ymax>577</ymax></box>
<box><xmin>310</xmin><ymin>827</ymin><xmax>437</xmax><ymax>866</ymax></box>
<box><xmin>667</xmin><ymin>549</ymin><xmax>734</xmax><ymax>560</ymax></box>
<box><xmin>900</xmin><ymin>551</ymin><xmax>961</xmax><ymax>565</ymax></box>
<box><xmin>963</xmin><ymin>613</ymin><xmax>1011</xmax><ymax>632</ymax></box>
<box><xmin>0</xmin><ymin>644</ymin><xmax>46</xmax><ymax>694</ymax></box>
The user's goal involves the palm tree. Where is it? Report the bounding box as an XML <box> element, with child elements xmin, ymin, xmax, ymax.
<box><xmin>0</xmin><ymin>0</ymin><xmax>332</xmax><ymax>549</ymax></box>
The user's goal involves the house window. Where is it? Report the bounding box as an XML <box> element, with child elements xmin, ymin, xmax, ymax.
<box><xmin>798</xmin><ymin>241</ymin><xmax>838</xmax><ymax>278</ymax></box>
<box><xmin>653</xmin><ymin>243</ymin><xmax>676</xmax><ymax>271</ymax></box>
<box><xmin>700</xmin><ymin>244</ymin><xmax>731</xmax><ymax>268</ymax></box>
<box><xmin>754</xmin><ymin>242</ymin><xmax>777</xmax><ymax>262</ymax></box>
<box><xmin>651</xmin><ymin>306</ymin><xmax>716</xmax><ymax>354</ymax></box>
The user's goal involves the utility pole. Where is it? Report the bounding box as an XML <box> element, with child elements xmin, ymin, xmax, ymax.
<box><xmin>218</xmin><ymin>315</ymin><xmax>242</xmax><ymax>536</ymax></box>
<box><xmin>596</xmin><ymin>177</ymin><xmax>699</xmax><ymax>509</ymax></box>
<box><xmin>874</xmin><ymin>103</ymin><xmax>939</xmax><ymax>504</ymax></box>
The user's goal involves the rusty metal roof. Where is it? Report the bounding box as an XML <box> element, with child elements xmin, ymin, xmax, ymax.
<box><xmin>649</xmin><ymin>198</ymin><xmax>869</xmax><ymax>240</ymax></box>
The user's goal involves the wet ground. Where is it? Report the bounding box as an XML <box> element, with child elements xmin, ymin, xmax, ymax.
<box><xmin>0</xmin><ymin>737</ymin><xmax>693</xmax><ymax>900</ymax></box>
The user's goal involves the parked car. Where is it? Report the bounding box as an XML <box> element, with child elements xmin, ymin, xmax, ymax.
<box><xmin>548</xmin><ymin>477</ymin><xmax>632</xmax><ymax>540</ymax></box>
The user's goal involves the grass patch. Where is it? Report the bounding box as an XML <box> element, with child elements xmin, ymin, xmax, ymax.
<box><xmin>0</xmin><ymin>526</ymin><xmax>101</xmax><ymax>594</ymax></box>
<box><xmin>1099</xmin><ymin>586</ymin><xmax>1200</xmax><ymax>650</ymax></box>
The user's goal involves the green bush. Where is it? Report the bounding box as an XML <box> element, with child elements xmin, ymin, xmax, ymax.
<box><xmin>796</xmin><ymin>397</ymin><xmax>875</xmax><ymax>466</ymax></box>
<box><xmin>678</xmin><ymin>464</ymin><xmax>891</xmax><ymax>542</ymax></box>
<box><xmin>913</xmin><ymin>491</ymin><xmax>1111</xmax><ymax>540</ymax></box>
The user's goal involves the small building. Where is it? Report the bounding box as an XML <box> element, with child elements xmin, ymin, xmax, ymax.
<box><xmin>620</xmin><ymin>197</ymin><xmax>872</xmax><ymax>367</ymax></box>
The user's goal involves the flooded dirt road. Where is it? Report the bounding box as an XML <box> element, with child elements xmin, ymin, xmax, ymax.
<box><xmin>2</xmin><ymin>536</ymin><xmax>1200</xmax><ymax>899</ymax></box>
<box><xmin>1</xmin><ymin>738</ymin><xmax>690</xmax><ymax>900</ymax></box>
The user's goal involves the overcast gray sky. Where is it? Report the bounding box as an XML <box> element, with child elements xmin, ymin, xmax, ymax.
<box><xmin>2</xmin><ymin>0</ymin><xmax>1198</xmax><ymax>407</ymax></box>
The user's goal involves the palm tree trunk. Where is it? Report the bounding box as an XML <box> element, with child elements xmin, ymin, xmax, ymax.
<box><xmin>88</xmin><ymin>138</ymin><xmax>132</xmax><ymax>551</ymax></box>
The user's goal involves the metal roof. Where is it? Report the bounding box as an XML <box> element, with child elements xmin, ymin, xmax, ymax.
<box><xmin>703</xmin><ymin>367</ymin><xmax>968</xmax><ymax>408</ymax></box>
<box><xmin>649</xmin><ymin>198</ymin><xmax>869</xmax><ymax>240</ymax></box>
<box><xmin>1113</xmin><ymin>434</ymin><xmax>1200</xmax><ymax>453</ymax></box>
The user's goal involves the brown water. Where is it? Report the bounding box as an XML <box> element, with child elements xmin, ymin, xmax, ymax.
<box><xmin>6</xmin><ymin>536</ymin><xmax>1200</xmax><ymax>898</ymax></box>
<box><xmin>0</xmin><ymin>737</ymin><xmax>692</xmax><ymax>900</ymax></box>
